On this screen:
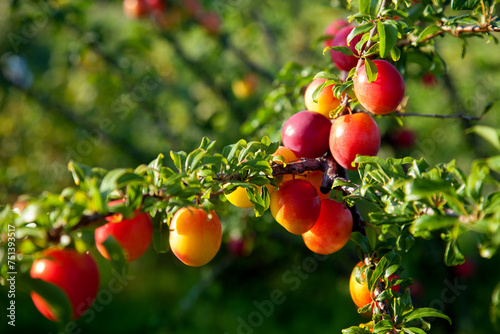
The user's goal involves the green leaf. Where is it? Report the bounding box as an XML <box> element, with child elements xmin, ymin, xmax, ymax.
<box><xmin>451</xmin><ymin>0</ymin><xmax>481</xmax><ymax>10</ymax></box>
<box><xmin>328</xmin><ymin>46</ymin><xmax>355</xmax><ymax>56</ymax></box>
<box><xmin>170</xmin><ymin>151</ymin><xmax>186</xmax><ymax>172</ymax></box>
<box><xmin>444</xmin><ymin>239</ymin><xmax>465</xmax><ymax>266</ymax></box>
<box><xmin>411</xmin><ymin>215</ymin><xmax>458</xmax><ymax>237</ymax></box>
<box><xmin>350</xmin><ymin>232</ymin><xmax>372</xmax><ymax>254</ymax></box>
<box><xmin>390</xmin><ymin>46</ymin><xmax>401</xmax><ymax>61</ymax></box>
<box><xmin>402</xmin><ymin>307</ymin><xmax>452</xmax><ymax>324</ymax></box>
<box><xmin>314</xmin><ymin>71</ymin><xmax>341</xmax><ymax>81</ymax></box>
<box><xmin>19</xmin><ymin>276</ymin><xmax>73</xmax><ymax>323</ymax></box>
<box><xmin>378</xmin><ymin>22</ymin><xmax>399</xmax><ymax>58</ymax></box>
<box><xmin>342</xmin><ymin>326</ymin><xmax>371</xmax><ymax>334</ymax></box>
<box><xmin>347</xmin><ymin>22</ymin><xmax>375</xmax><ymax>44</ymax></box>
<box><xmin>101</xmin><ymin>235</ymin><xmax>128</xmax><ymax>271</ymax></box>
<box><xmin>360</xmin><ymin>0</ymin><xmax>382</xmax><ymax>17</ymax></box>
<box><xmin>404</xmin><ymin>178</ymin><xmax>453</xmax><ymax>201</ymax></box>
<box><xmin>417</xmin><ymin>25</ymin><xmax>442</xmax><ymax>43</ymax></box>
<box><xmin>364</xmin><ymin>58</ymin><xmax>379</xmax><ymax>82</ymax></box>
<box><xmin>466</xmin><ymin>125</ymin><xmax>500</xmax><ymax>151</ymax></box>
<box><xmin>151</xmin><ymin>212</ymin><xmax>170</xmax><ymax>254</ymax></box>
<box><xmin>491</xmin><ymin>281</ymin><xmax>500</xmax><ymax>331</ymax></box>
<box><xmin>373</xmin><ymin>320</ymin><xmax>394</xmax><ymax>333</ymax></box>
<box><xmin>403</xmin><ymin>327</ymin><xmax>427</xmax><ymax>334</ymax></box>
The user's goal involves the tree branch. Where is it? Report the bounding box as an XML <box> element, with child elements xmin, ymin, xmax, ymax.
<box><xmin>393</xmin><ymin>112</ymin><xmax>481</xmax><ymax>121</ymax></box>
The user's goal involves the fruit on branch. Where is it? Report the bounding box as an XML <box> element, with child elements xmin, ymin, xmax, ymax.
<box><xmin>283</xmin><ymin>171</ymin><xmax>331</xmax><ymax>199</ymax></box>
<box><xmin>329</xmin><ymin>26</ymin><xmax>364</xmax><ymax>71</ymax></box>
<box><xmin>329</xmin><ymin>112</ymin><xmax>380</xmax><ymax>170</ymax></box>
<box><xmin>197</xmin><ymin>11</ymin><xmax>222</xmax><ymax>35</ymax></box>
<box><xmin>282</xmin><ymin>111</ymin><xmax>332</xmax><ymax>159</ymax></box>
<box><xmin>390</xmin><ymin>128</ymin><xmax>416</xmax><ymax>149</ymax></box>
<box><xmin>169</xmin><ymin>207</ymin><xmax>222</xmax><ymax>267</ymax></box>
<box><xmin>182</xmin><ymin>0</ymin><xmax>203</xmax><ymax>17</ymax></box>
<box><xmin>227</xmin><ymin>234</ymin><xmax>254</xmax><ymax>257</ymax></box>
<box><xmin>30</xmin><ymin>248</ymin><xmax>100</xmax><ymax>321</ymax></box>
<box><xmin>270</xmin><ymin>179</ymin><xmax>321</xmax><ymax>235</ymax></box>
<box><xmin>232</xmin><ymin>73</ymin><xmax>259</xmax><ymax>99</ymax></box>
<box><xmin>349</xmin><ymin>261</ymin><xmax>401</xmax><ymax>309</ymax></box>
<box><xmin>95</xmin><ymin>199</ymin><xmax>153</xmax><ymax>262</ymax></box>
<box><xmin>421</xmin><ymin>72</ymin><xmax>438</xmax><ymax>87</ymax></box>
<box><xmin>123</xmin><ymin>0</ymin><xmax>149</xmax><ymax>18</ymax></box>
<box><xmin>353</xmin><ymin>60</ymin><xmax>405</xmax><ymax>115</ymax></box>
<box><xmin>304</xmin><ymin>78</ymin><xmax>341</xmax><ymax>119</ymax></box>
<box><xmin>302</xmin><ymin>199</ymin><xmax>353</xmax><ymax>254</ymax></box>
<box><xmin>224</xmin><ymin>186</ymin><xmax>255</xmax><ymax>208</ymax></box>
<box><xmin>324</xmin><ymin>19</ymin><xmax>350</xmax><ymax>48</ymax></box>
<box><xmin>274</xmin><ymin>146</ymin><xmax>299</xmax><ymax>164</ymax></box>
<box><xmin>144</xmin><ymin>0</ymin><xmax>166</xmax><ymax>12</ymax></box>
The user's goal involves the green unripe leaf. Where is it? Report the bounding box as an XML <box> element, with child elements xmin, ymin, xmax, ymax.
<box><xmin>364</xmin><ymin>58</ymin><xmax>379</xmax><ymax>82</ymax></box>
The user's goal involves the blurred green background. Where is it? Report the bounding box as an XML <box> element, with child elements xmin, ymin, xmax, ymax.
<box><xmin>0</xmin><ymin>0</ymin><xmax>499</xmax><ymax>333</ymax></box>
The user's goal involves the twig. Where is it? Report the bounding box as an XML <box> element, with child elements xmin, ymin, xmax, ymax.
<box><xmin>401</xmin><ymin>24</ymin><xmax>500</xmax><ymax>46</ymax></box>
<box><xmin>393</xmin><ymin>112</ymin><xmax>481</xmax><ymax>121</ymax></box>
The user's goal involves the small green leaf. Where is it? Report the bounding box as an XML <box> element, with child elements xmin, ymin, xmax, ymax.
<box><xmin>360</xmin><ymin>0</ymin><xmax>382</xmax><ymax>17</ymax></box>
<box><xmin>417</xmin><ymin>25</ymin><xmax>442</xmax><ymax>43</ymax></box>
<box><xmin>151</xmin><ymin>212</ymin><xmax>170</xmax><ymax>254</ymax></box>
<box><xmin>411</xmin><ymin>215</ymin><xmax>458</xmax><ymax>237</ymax></box>
<box><xmin>451</xmin><ymin>0</ymin><xmax>481</xmax><ymax>10</ymax></box>
<box><xmin>19</xmin><ymin>276</ymin><xmax>73</xmax><ymax>323</ymax></box>
<box><xmin>350</xmin><ymin>232</ymin><xmax>372</xmax><ymax>255</ymax></box>
<box><xmin>342</xmin><ymin>326</ymin><xmax>371</xmax><ymax>334</ymax></box>
<box><xmin>328</xmin><ymin>46</ymin><xmax>355</xmax><ymax>56</ymax></box>
<box><xmin>364</xmin><ymin>58</ymin><xmax>379</xmax><ymax>82</ymax></box>
<box><xmin>170</xmin><ymin>151</ymin><xmax>186</xmax><ymax>172</ymax></box>
<box><xmin>314</xmin><ymin>71</ymin><xmax>341</xmax><ymax>81</ymax></box>
<box><xmin>491</xmin><ymin>281</ymin><xmax>500</xmax><ymax>331</ymax></box>
<box><xmin>390</xmin><ymin>46</ymin><xmax>401</xmax><ymax>61</ymax></box>
<box><xmin>466</xmin><ymin>125</ymin><xmax>500</xmax><ymax>151</ymax></box>
<box><xmin>101</xmin><ymin>235</ymin><xmax>128</xmax><ymax>271</ymax></box>
<box><xmin>378</xmin><ymin>22</ymin><xmax>399</xmax><ymax>58</ymax></box>
<box><xmin>347</xmin><ymin>22</ymin><xmax>375</xmax><ymax>44</ymax></box>
<box><xmin>402</xmin><ymin>307</ymin><xmax>452</xmax><ymax>324</ymax></box>
<box><xmin>444</xmin><ymin>239</ymin><xmax>465</xmax><ymax>266</ymax></box>
<box><xmin>403</xmin><ymin>327</ymin><xmax>427</xmax><ymax>334</ymax></box>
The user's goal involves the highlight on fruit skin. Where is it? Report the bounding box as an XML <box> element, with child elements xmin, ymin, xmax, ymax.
<box><xmin>169</xmin><ymin>207</ymin><xmax>223</xmax><ymax>267</ymax></box>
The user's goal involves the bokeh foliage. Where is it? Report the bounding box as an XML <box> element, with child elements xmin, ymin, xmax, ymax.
<box><xmin>0</xmin><ymin>0</ymin><xmax>500</xmax><ymax>333</ymax></box>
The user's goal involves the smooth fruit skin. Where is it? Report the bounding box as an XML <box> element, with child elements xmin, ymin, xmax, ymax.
<box><xmin>225</xmin><ymin>186</ymin><xmax>254</xmax><ymax>208</ymax></box>
<box><xmin>30</xmin><ymin>249</ymin><xmax>99</xmax><ymax>321</ymax></box>
<box><xmin>282</xmin><ymin>111</ymin><xmax>332</xmax><ymax>159</ymax></box>
<box><xmin>95</xmin><ymin>200</ymin><xmax>153</xmax><ymax>262</ymax></box>
<box><xmin>282</xmin><ymin>171</ymin><xmax>331</xmax><ymax>199</ymax></box>
<box><xmin>353</xmin><ymin>60</ymin><xmax>405</xmax><ymax>115</ymax></box>
<box><xmin>270</xmin><ymin>179</ymin><xmax>321</xmax><ymax>235</ymax></box>
<box><xmin>302</xmin><ymin>199</ymin><xmax>353</xmax><ymax>254</ymax></box>
<box><xmin>123</xmin><ymin>0</ymin><xmax>149</xmax><ymax>18</ymax></box>
<box><xmin>349</xmin><ymin>262</ymin><xmax>372</xmax><ymax>309</ymax></box>
<box><xmin>329</xmin><ymin>113</ymin><xmax>380</xmax><ymax>170</ymax></box>
<box><xmin>324</xmin><ymin>19</ymin><xmax>350</xmax><ymax>48</ymax></box>
<box><xmin>169</xmin><ymin>207</ymin><xmax>222</xmax><ymax>267</ymax></box>
<box><xmin>330</xmin><ymin>26</ymin><xmax>363</xmax><ymax>71</ymax></box>
<box><xmin>304</xmin><ymin>79</ymin><xmax>341</xmax><ymax>118</ymax></box>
